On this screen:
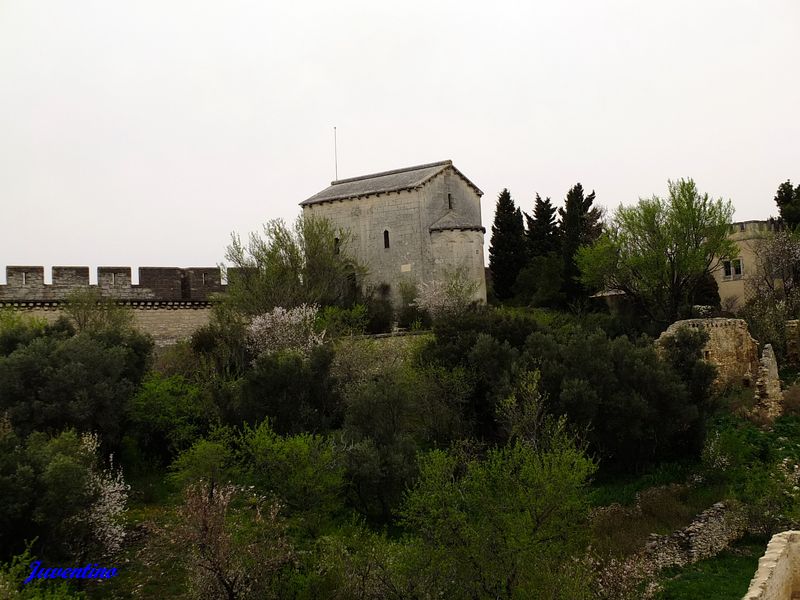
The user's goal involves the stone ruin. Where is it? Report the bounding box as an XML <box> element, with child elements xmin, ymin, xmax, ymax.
<box><xmin>753</xmin><ymin>344</ymin><xmax>784</xmax><ymax>422</ymax></box>
<box><xmin>657</xmin><ymin>318</ymin><xmax>783</xmax><ymax>423</ymax></box>
<box><xmin>657</xmin><ymin>318</ymin><xmax>759</xmax><ymax>388</ymax></box>
<box><xmin>645</xmin><ymin>501</ymin><xmax>747</xmax><ymax>571</ymax></box>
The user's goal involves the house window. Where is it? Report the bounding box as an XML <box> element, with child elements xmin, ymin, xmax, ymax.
<box><xmin>383</xmin><ymin>230</ymin><xmax>390</xmax><ymax>249</ymax></box>
<box><xmin>448</xmin><ymin>193</ymin><xmax>453</xmax><ymax>210</ymax></box>
<box><xmin>722</xmin><ymin>258</ymin><xmax>743</xmax><ymax>280</ymax></box>
<box><xmin>334</xmin><ymin>237</ymin><xmax>340</xmax><ymax>255</ymax></box>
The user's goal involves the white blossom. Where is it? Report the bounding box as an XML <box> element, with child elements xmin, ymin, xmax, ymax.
<box><xmin>414</xmin><ymin>268</ymin><xmax>479</xmax><ymax>320</ymax></box>
<box><xmin>78</xmin><ymin>433</ymin><xmax>130</xmax><ymax>556</ymax></box>
<box><xmin>246</xmin><ymin>304</ymin><xmax>325</xmax><ymax>358</ymax></box>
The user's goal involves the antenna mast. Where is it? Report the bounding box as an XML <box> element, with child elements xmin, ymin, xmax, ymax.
<box><xmin>334</xmin><ymin>127</ymin><xmax>338</xmax><ymax>181</ymax></box>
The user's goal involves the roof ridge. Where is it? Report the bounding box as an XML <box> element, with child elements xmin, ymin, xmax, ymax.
<box><xmin>331</xmin><ymin>160</ymin><xmax>452</xmax><ymax>186</ymax></box>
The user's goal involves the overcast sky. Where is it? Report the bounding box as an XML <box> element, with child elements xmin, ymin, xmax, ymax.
<box><xmin>1</xmin><ymin>0</ymin><xmax>798</xmax><ymax>282</ymax></box>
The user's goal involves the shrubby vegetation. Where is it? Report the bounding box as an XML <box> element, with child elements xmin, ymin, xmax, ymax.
<box><xmin>0</xmin><ymin>425</ymin><xmax>128</xmax><ymax>561</ymax></box>
<box><xmin>5</xmin><ymin>193</ymin><xmax>800</xmax><ymax>598</ymax></box>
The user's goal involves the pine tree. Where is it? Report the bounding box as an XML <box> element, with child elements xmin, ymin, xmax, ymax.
<box><xmin>525</xmin><ymin>194</ymin><xmax>559</xmax><ymax>258</ymax></box>
<box><xmin>558</xmin><ymin>183</ymin><xmax>603</xmax><ymax>300</ymax></box>
<box><xmin>775</xmin><ymin>180</ymin><xmax>800</xmax><ymax>230</ymax></box>
<box><xmin>489</xmin><ymin>189</ymin><xmax>527</xmax><ymax>300</ymax></box>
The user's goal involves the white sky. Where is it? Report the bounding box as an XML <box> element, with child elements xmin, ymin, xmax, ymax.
<box><xmin>1</xmin><ymin>0</ymin><xmax>798</xmax><ymax>282</ymax></box>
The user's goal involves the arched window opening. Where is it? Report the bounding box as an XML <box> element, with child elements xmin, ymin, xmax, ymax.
<box><xmin>383</xmin><ymin>230</ymin><xmax>390</xmax><ymax>249</ymax></box>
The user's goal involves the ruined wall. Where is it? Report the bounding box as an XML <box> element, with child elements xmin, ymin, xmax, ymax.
<box><xmin>658</xmin><ymin>318</ymin><xmax>760</xmax><ymax>388</ymax></box>
<box><xmin>645</xmin><ymin>502</ymin><xmax>747</xmax><ymax>571</ymax></box>
<box><xmin>743</xmin><ymin>530</ymin><xmax>800</xmax><ymax>600</ymax></box>
<box><xmin>754</xmin><ymin>344</ymin><xmax>784</xmax><ymax>422</ymax></box>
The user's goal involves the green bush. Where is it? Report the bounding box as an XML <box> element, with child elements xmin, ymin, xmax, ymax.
<box><xmin>0</xmin><ymin>427</ymin><xmax>123</xmax><ymax>562</ymax></box>
<box><xmin>342</xmin><ymin>368</ymin><xmax>421</xmax><ymax>521</ymax></box>
<box><xmin>400</xmin><ymin>439</ymin><xmax>596</xmax><ymax>599</ymax></box>
<box><xmin>702</xmin><ymin>416</ymin><xmax>800</xmax><ymax>535</ymax></box>
<box><xmin>239</xmin><ymin>344</ymin><xmax>340</xmax><ymax>433</ymax></box>
<box><xmin>317</xmin><ymin>304</ymin><xmax>368</xmax><ymax>337</ymax></box>
<box><xmin>125</xmin><ymin>373</ymin><xmax>214</xmax><ymax>469</ymax></box>
<box><xmin>0</xmin><ymin>327</ymin><xmax>152</xmax><ymax>450</ymax></box>
<box><xmin>238</xmin><ymin>419</ymin><xmax>346</xmax><ymax>537</ymax></box>
<box><xmin>524</xmin><ymin>326</ymin><xmax>710</xmax><ymax>469</ymax></box>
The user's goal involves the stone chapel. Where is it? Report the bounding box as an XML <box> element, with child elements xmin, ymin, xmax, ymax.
<box><xmin>300</xmin><ymin>160</ymin><xmax>487</xmax><ymax>306</ymax></box>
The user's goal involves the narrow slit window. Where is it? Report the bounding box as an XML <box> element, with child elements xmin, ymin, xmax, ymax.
<box><xmin>202</xmin><ymin>273</ymin><xmax>207</xmax><ymax>285</ymax></box>
<box><xmin>334</xmin><ymin>237</ymin><xmax>340</xmax><ymax>255</ymax></box>
<box><xmin>21</xmin><ymin>272</ymin><xmax>27</xmax><ymax>286</ymax></box>
<box><xmin>383</xmin><ymin>230</ymin><xmax>390</xmax><ymax>249</ymax></box>
<box><xmin>111</xmin><ymin>273</ymin><xmax>116</xmax><ymax>285</ymax></box>
<box><xmin>448</xmin><ymin>193</ymin><xmax>453</xmax><ymax>210</ymax></box>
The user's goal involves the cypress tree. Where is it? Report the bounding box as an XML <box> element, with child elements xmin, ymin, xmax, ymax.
<box><xmin>489</xmin><ymin>189</ymin><xmax>527</xmax><ymax>300</ymax></box>
<box><xmin>525</xmin><ymin>194</ymin><xmax>559</xmax><ymax>258</ymax></box>
<box><xmin>558</xmin><ymin>183</ymin><xmax>603</xmax><ymax>300</ymax></box>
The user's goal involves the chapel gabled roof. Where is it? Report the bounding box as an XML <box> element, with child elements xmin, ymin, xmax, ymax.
<box><xmin>300</xmin><ymin>160</ymin><xmax>483</xmax><ymax>206</ymax></box>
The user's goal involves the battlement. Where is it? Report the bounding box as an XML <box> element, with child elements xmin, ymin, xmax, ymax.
<box><xmin>0</xmin><ymin>266</ymin><xmax>227</xmax><ymax>303</ymax></box>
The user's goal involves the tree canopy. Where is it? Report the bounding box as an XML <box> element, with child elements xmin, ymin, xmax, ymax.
<box><xmin>577</xmin><ymin>178</ymin><xmax>735</xmax><ymax>324</ymax></box>
<box><xmin>775</xmin><ymin>179</ymin><xmax>800</xmax><ymax>230</ymax></box>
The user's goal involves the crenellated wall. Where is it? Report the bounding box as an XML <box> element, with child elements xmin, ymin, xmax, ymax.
<box><xmin>0</xmin><ymin>266</ymin><xmax>225</xmax><ymax>302</ymax></box>
<box><xmin>0</xmin><ymin>266</ymin><xmax>227</xmax><ymax>346</ymax></box>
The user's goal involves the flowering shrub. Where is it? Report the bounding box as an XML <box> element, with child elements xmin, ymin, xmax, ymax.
<box><xmin>414</xmin><ymin>268</ymin><xmax>479</xmax><ymax>320</ymax></box>
<box><xmin>246</xmin><ymin>304</ymin><xmax>325</xmax><ymax>358</ymax></box>
<box><xmin>81</xmin><ymin>434</ymin><xmax>129</xmax><ymax>556</ymax></box>
<box><xmin>0</xmin><ymin>424</ymin><xmax>130</xmax><ymax>561</ymax></box>
<box><xmin>701</xmin><ymin>431</ymin><xmax>731</xmax><ymax>473</ymax></box>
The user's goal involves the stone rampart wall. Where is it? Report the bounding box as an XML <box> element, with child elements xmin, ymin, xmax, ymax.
<box><xmin>0</xmin><ymin>266</ymin><xmax>226</xmax><ymax>302</ymax></box>
<box><xmin>4</xmin><ymin>303</ymin><xmax>213</xmax><ymax>347</ymax></box>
